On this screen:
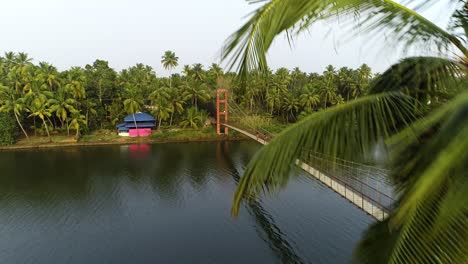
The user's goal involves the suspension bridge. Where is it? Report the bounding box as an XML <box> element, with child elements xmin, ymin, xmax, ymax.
<box><xmin>215</xmin><ymin>89</ymin><xmax>395</xmax><ymax>221</ymax></box>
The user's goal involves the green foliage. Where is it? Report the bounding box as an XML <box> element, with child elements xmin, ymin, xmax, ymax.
<box><xmin>179</xmin><ymin>107</ymin><xmax>207</xmax><ymax>129</ymax></box>
<box><xmin>223</xmin><ymin>1</ymin><xmax>468</xmax><ymax>263</ymax></box>
<box><xmin>0</xmin><ymin>50</ymin><xmax>376</xmax><ymax>140</ymax></box>
<box><xmin>238</xmin><ymin>115</ymin><xmax>272</xmax><ymax>130</ymax></box>
<box><xmin>0</xmin><ymin>113</ymin><xmax>17</xmax><ymax>145</ymax></box>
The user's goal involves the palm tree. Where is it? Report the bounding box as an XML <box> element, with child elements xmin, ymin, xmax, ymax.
<box><xmin>181</xmin><ymin>81</ymin><xmax>211</xmax><ymax>108</ymax></box>
<box><xmin>355</xmin><ymin>64</ymin><xmax>372</xmax><ymax>97</ymax></box>
<box><xmin>68</xmin><ymin>110</ymin><xmax>86</xmax><ymax>139</ymax></box>
<box><xmin>0</xmin><ymin>85</ymin><xmax>29</xmax><ymax>138</ymax></box>
<box><xmin>318</xmin><ymin>81</ymin><xmax>337</xmax><ymax>108</ymax></box>
<box><xmin>64</xmin><ymin>67</ymin><xmax>87</xmax><ymax>99</ymax></box>
<box><xmin>48</xmin><ymin>88</ymin><xmax>77</xmax><ymax>131</ymax></box>
<box><xmin>168</xmin><ymin>89</ymin><xmax>185</xmax><ymax>126</ymax></box>
<box><xmin>222</xmin><ymin>1</ymin><xmax>468</xmax><ymax>263</ymax></box>
<box><xmin>123</xmin><ymin>87</ymin><xmax>143</xmax><ymax>134</ymax></box>
<box><xmin>38</xmin><ymin>62</ymin><xmax>60</xmax><ymax>91</ymax></box>
<box><xmin>265</xmin><ymin>88</ymin><xmax>281</xmax><ymax>115</ymax></box>
<box><xmin>16</xmin><ymin>52</ymin><xmax>32</xmax><ymax>66</ymax></box>
<box><xmin>300</xmin><ymin>85</ymin><xmax>320</xmax><ymax>111</ymax></box>
<box><xmin>149</xmin><ymin>87</ymin><xmax>172</xmax><ymax>130</ymax></box>
<box><xmin>190</xmin><ymin>63</ymin><xmax>205</xmax><ymax>82</ymax></box>
<box><xmin>28</xmin><ymin>99</ymin><xmax>52</xmax><ymax>141</ymax></box>
<box><xmin>179</xmin><ymin>107</ymin><xmax>203</xmax><ymax>128</ymax></box>
<box><xmin>282</xmin><ymin>94</ymin><xmax>300</xmax><ymax>121</ymax></box>
<box><xmin>161</xmin><ymin>50</ymin><xmax>179</xmax><ymax>88</ymax></box>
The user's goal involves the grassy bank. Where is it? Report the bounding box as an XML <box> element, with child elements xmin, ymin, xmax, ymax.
<box><xmin>0</xmin><ymin>127</ymin><xmax>247</xmax><ymax>150</ymax></box>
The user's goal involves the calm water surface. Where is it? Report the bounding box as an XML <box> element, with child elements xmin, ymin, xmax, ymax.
<box><xmin>0</xmin><ymin>141</ymin><xmax>373</xmax><ymax>264</ymax></box>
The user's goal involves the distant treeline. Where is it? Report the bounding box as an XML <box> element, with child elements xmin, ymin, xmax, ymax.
<box><xmin>0</xmin><ymin>51</ymin><xmax>376</xmax><ymax>144</ymax></box>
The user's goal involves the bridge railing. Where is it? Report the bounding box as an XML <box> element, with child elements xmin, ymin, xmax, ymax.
<box><xmin>301</xmin><ymin>150</ymin><xmax>395</xmax><ymax>214</ymax></box>
<box><xmin>223</xmin><ymin>114</ymin><xmax>396</xmax><ymax>219</ymax></box>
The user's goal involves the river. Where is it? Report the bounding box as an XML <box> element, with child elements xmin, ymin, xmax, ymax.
<box><xmin>0</xmin><ymin>141</ymin><xmax>373</xmax><ymax>263</ymax></box>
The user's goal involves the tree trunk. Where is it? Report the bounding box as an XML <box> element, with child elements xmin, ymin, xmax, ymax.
<box><xmin>133</xmin><ymin>113</ymin><xmax>138</xmax><ymax>136</ymax></box>
<box><xmin>169</xmin><ymin>111</ymin><xmax>174</xmax><ymax>126</ymax></box>
<box><xmin>75</xmin><ymin>128</ymin><xmax>81</xmax><ymax>140</ymax></box>
<box><xmin>66</xmin><ymin>121</ymin><xmax>70</xmax><ymax>136</ymax></box>
<box><xmin>14</xmin><ymin>111</ymin><xmax>29</xmax><ymax>139</ymax></box>
<box><xmin>158</xmin><ymin>118</ymin><xmax>162</xmax><ymax>131</ymax></box>
<box><xmin>33</xmin><ymin>117</ymin><xmax>37</xmax><ymax>136</ymax></box>
<box><xmin>42</xmin><ymin>118</ymin><xmax>51</xmax><ymax>142</ymax></box>
<box><xmin>98</xmin><ymin>80</ymin><xmax>102</xmax><ymax>103</ymax></box>
<box><xmin>46</xmin><ymin>115</ymin><xmax>54</xmax><ymax>131</ymax></box>
<box><xmin>169</xmin><ymin>69</ymin><xmax>172</xmax><ymax>89</ymax></box>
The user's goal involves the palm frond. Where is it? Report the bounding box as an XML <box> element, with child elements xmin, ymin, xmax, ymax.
<box><xmin>450</xmin><ymin>2</ymin><xmax>468</xmax><ymax>42</ymax></box>
<box><xmin>369</xmin><ymin>56</ymin><xmax>465</xmax><ymax>103</ymax></box>
<box><xmin>352</xmin><ymin>218</ymin><xmax>400</xmax><ymax>264</ymax></box>
<box><xmin>379</xmin><ymin>91</ymin><xmax>468</xmax><ymax>263</ymax></box>
<box><xmin>232</xmin><ymin>92</ymin><xmax>418</xmax><ymax>215</ymax></box>
<box><xmin>223</xmin><ymin>0</ymin><xmax>464</xmax><ymax>77</ymax></box>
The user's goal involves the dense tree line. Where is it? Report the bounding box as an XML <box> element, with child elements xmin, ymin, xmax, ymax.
<box><xmin>0</xmin><ymin>51</ymin><xmax>375</xmax><ymax>143</ymax></box>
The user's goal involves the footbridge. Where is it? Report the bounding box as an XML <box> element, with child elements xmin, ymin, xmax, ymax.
<box><xmin>216</xmin><ymin>89</ymin><xmax>395</xmax><ymax>221</ymax></box>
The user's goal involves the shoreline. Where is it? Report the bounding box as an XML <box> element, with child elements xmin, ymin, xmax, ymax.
<box><xmin>0</xmin><ymin>129</ymin><xmax>248</xmax><ymax>151</ymax></box>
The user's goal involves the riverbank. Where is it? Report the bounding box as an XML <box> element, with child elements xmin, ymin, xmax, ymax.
<box><xmin>0</xmin><ymin>128</ymin><xmax>247</xmax><ymax>150</ymax></box>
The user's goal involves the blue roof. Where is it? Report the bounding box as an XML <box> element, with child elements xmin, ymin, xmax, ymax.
<box><xmin>123</xmin><ymin>112</ymin><xmax>156</xmax><ymax>122</ymax></box>
<box><xmin>125</xmin><ymin>122</ymin><xmax>156</xmax><ymax>128</ymax></box>
<box><xmin>116</xmin><ymin>123</ymin><xmax>126</xmax><ymax>128</ymax></box>
<box><xmin>118</xmin><ymin>127</ymin><xmax>129</xmax><ymax>131</ymax></box>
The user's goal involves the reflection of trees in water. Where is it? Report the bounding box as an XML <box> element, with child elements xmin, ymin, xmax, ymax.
<box><xmin>1</xmin><ymin>141</ymin><xmax>303</xmax><ymax>264</ymax></box>
<box><xmin>0</xmin><ymin>148</ymin><xmax>97</xmax><ymax>202</ymax></box>
<box><xmin>0</xmin><ymin>145</ymin><xmax>156</xmax><ymax>203</ymax></box>
<box><xmin>217</xmin><ymin>141</ymin><xmax>307</xmax><ymax>264</ymax></box>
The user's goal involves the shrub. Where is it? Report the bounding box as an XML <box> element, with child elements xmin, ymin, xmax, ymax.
<box><xmin>0</xmin><ymin>113</ymin><xmax>18</xmax><ymax>145</ymax></box>
<box><xmin>238</xmin><ymin>115</ymin><xmax>272</xmax><ymax>130</ymax></box>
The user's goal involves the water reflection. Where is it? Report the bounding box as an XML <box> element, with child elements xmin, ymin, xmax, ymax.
<box><xmin>217</xmin><ymin>142</ymin><xmax>307</xmax><ymax>264</ymax></box>
<box><xmin>0</xmin><ymin>142</ymin><xmax>370</xmax><ymax>264</ymax></box>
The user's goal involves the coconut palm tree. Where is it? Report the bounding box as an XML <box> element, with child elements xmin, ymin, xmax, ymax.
<box><xmin>0</xmin><ymin>85</ymin><xmax>29</xmax><ymax>138</ymax></box>
<box><xmin>38</xmin><ymin>62</ymin><xmax>60</xmax><ymax>91</ymax></box>
<box><xmin>223</xmin><ymin>1</ymin><xmax>468</xmax><ymax>263</ymax></box>
<box><xmin>123</xmin><ymin>87</ymin><xmax>143</xmax><ymax>133</ymax></box>
<box><xmin>149</xmin><ymin>87</ymin><xmax>172</xmax><ymax>130</ymax></box>
<box><xmin>179</xmin><ymin>107</ymin><xmax>203</xmax><ymax>129</ymax></box>
<box><xmin>68</xmin><ymin>110</ymin><xmax>86</xmax><ymax>139</ymax></box>
<box><xmin>181</xmin><ymin>81</ymin><xmax>211</xmax><ymax>108</ymax></box>
<box><xmin>48</xmin><ymin>88</ymin><xmax>77</xmax><ymax>131</ymax></box>
<box><xmin>161</xmin><ymin>50</ymin><xmax>179</xmax><ymax>88</ymax></box>
<box><xmin>168</xmin><ymin>88</ymin><xmax>185</xmax><ymax>126</ymax></box>
<box><xmin>299</xmin><ymin>85</ymin><xmax>320</xmax><ymax>111</ymax></box>
<box><xmin>282</xmin><ymin>94</ymin><xmax>300</xmax><ymax>121</ymax></box>
<box><xmin>28</xmin><ymin>99</ymin><xmax>52</xmax><ymax>141</ymax></box>
<box><xmin>190</xmin><ymin>63</ymin><xmax>205</xmax><ymax>82</ymax></box>
<box><xmin>317</xmin><ymin>81</ymin><xmax>337</xmax><ymax>108</ymax></box>
<box><xmin>64</xmin><ymin>67</ymin><xmax>87</xmax><ymax>99</ymax></box>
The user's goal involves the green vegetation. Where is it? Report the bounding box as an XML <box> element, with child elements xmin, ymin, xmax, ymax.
<box><xmin>0</xmin><ymin>128</ymin><xmax>242</xmax><ymax>150</ymax></box>
<box><xmin>224</xmin><ymin>0</ymin><xmax>467</xmax><ymax>263</ymax></box>
<box><xmin>0</xmin><ymin>113</ymin><xmax>17</xmax><ymax>145</ymax></box>
<box><xmin>0</xmin><ymin>50</ymin><xmax>375</xmax><ymax>146</ymax></box>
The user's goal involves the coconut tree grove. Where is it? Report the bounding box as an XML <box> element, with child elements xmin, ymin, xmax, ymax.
<box><xmin>0</xmin><ymin>51</ymin><xmax>376</xmax><ymax>144</ymax></box>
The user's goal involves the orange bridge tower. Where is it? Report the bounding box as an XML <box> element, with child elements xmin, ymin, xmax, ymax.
<box><xmin>216</xmin><ymin>89</ymin><xmax>228</xmax><ymax>135</ymax></box>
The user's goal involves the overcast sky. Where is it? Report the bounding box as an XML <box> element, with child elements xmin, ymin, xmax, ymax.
<box><xmin>0</xmin><ymin>0</ymin><xmax>450</xmax><ymax>75</ymax></box>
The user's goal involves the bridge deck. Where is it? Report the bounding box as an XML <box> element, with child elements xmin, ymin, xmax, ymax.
<box><xmin>221</xmin><ymin>123</ymin><xmax>390</xmax><ymax>221</ymax></box>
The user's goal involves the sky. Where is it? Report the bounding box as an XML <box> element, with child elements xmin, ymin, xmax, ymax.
<box><xmin>0</xmin><ymin>0</ymin><xmax>450</xmax><ymax>76</ymax></box>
